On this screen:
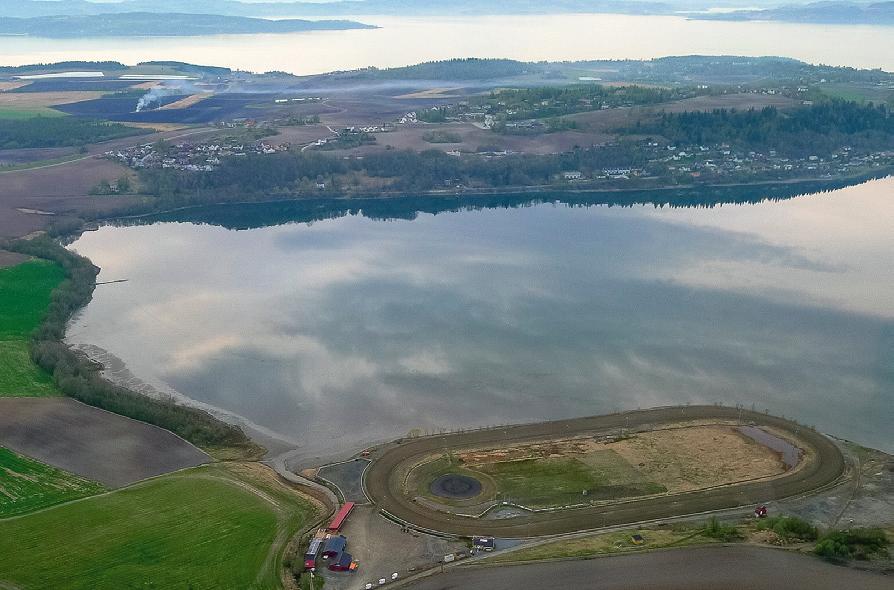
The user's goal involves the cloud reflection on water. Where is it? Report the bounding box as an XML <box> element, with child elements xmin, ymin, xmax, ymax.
<box><xmin>67</xmin><ymin>179</ymin><xmax>894</xmax><ymax>459</ymax></box>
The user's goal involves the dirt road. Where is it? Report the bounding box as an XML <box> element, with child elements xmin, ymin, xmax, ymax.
<box><xmin>364</xmin><ymin>406</ymin><xmax>845</xmax><ymax>537</ymax></box>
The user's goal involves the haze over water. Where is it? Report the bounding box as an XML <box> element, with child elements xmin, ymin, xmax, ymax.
<box><xmin>3</xmin><ymin>14</ymin><xmax>894</xmax><ymax>73</ymax></box>
<box><xmin>66</xmin><ymin>179</ymin><xmax>894</xmax><ymax>462</ymax></box>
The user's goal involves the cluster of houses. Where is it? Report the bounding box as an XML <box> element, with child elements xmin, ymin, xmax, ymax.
<box><xmin>557</xmin><ymin>142</ymin><xmax>894</xmax><ymax>185</ymax></box>
<box><xmin>106</xmin><ymin>140</ymin><xmax>291</xmax><ymax>171</ymax></box>
<box><xmin>304</xmin><ymin>502</ymin><xmax>358</xmax><ymax>573</ymax></box>
<box><xmin>642</xmin><ymin>142</ymin><xmax>894</xmax><ymax>181</ymax></box>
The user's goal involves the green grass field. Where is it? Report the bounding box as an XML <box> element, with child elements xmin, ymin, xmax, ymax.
<box><xmin>0</xmin><ymin>447</ymin><xmax>104</xmax><ymax>518</ymax></box>
<box><xmin>0</xmin><ymin>464</ymin><xmax>319</xmax><ymax>590</ymax></box>
<box><xmin>0</xmin><ymin>107</ymin><xmax>65</xmax><ymax>120</ymax></box>
<box><xmin>419</xmin><ymin>449</ymin><xmax>666</xmax><ymax>508</ymax></box>
<box><xmin>0</xmin><ymin>259</ymin><xmax>64</xmax><ymax>396</ymax></box>
<box><xmin>482</xmin><ymin>454</ymin><xmax>665</xmax><ymax>507</ymax></box>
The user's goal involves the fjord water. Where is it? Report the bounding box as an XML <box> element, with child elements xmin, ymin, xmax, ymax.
<box><xmin>3</xmin><ymin>14</ymin><xmax>894</xmax><ymax>73</ymax></box>
<box><xmin>66</xmin><ymin>179</ymin><xmax>894</xmax><ymax>461</ymax></box>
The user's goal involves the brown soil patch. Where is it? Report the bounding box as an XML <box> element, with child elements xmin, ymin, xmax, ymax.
<box><xmin>457</xmin><ymin>438</ymin><xmax>598</xmax><ymax>465</ymax></box>
<box><xmin>395</xmin><ymin>88</ymin><xmax>462</xmax><ymax>99</ymax></box>
<box><xmin>0</xmin><ymin>251</ymin><xmax>29</xmax><ymax>269</ymax></box>
<box><xmin>158</xmin><ymin>93</ymin><xmax>211</xmax><ymax>111</ymax></box>
<box><xmin>0</xmin><ymin>82</ymin><xmax>28</xmax><ymax>92</ymax></box>
<box><xmin>0</xmin><ymin>91</ymin><xmax>104</xmax><ymax>108</ymax></box>
<box><xmin>611</xmin><ymin>425</ymin><xmax>786</xmax><ymax>492</ymax></box>
<box><xmin>452</xmin><ymin>424</ymin><xmax>790</xmax><ymax>495</ymax></box>
<box><xmin>125</xmin><ymin>122</ymin><xmax>191</xmax><ymax>132</ymax></box>
<box><xmin>0</xmin><ymin>397</ymin><xmax>209</xmax><ymax>488</ymax></box>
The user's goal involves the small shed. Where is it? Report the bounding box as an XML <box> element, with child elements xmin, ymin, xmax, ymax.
<box><xmin>304</xmin><ymin>536</ymin><xmax>324</xmax><ymax>569</ymax></box>
<box><xmin>328</xmin><ymin>551</ymin><xmax>356</xmax><ymax>572</ymax></box>
<box><xmin>322</xmin><ymin>535</ymin><xmax>347</xmax><ymax>559</ymax></box>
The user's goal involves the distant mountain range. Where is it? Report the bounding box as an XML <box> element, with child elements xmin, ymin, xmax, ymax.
<box><xmin>0</xmin><ymin>0</ymin><xmax>678</xmax><ymax>19</ymax></box>
<box><xmin>694</xmin><ymin>1</ymin><xmax>894</xmax><ymax>24</ymax></box>
<box><xmin>0</xmin><ymin>13</ymin><xmax>374</xmax><ymax>38</ymax></box>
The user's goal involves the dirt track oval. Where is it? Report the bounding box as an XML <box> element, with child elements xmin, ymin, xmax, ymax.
<box><xmin>363</xmin><ymin>406</ymin><xmax>846</xmax><ymax>537</ymax></box>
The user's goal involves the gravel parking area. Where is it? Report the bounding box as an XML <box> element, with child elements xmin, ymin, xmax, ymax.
<box><xmin>321</xmin><ymin>505</ymin><xmax>466</xmax><ymax>590</ymax></box>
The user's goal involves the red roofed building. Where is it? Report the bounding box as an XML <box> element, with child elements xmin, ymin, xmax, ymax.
<box><xmin>327</xmin><ymin>502</ymin><xmax>355</xmax><ymax>532</ymax></box>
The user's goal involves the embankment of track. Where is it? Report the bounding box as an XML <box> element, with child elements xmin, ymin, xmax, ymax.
<box><xmin>364</xmin><ymin>406</ymin><xmax>845</xmax><ymax>537</ymax></box>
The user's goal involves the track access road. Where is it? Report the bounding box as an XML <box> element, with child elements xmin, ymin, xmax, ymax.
<box><xmin>364</xmin><ymin>406</ymin><xmax>846</xmax><ymax>537</ymax></box>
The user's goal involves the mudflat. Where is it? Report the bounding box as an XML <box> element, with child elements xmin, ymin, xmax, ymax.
<box><xmin>0</xmin><ymin>397</ymin><xmax>208</xmax><ymax>487</ymax></box>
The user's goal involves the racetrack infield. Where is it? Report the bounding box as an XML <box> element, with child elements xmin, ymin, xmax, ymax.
<box><xmin>403</xmin><ymin>545</ymin><xmax>891</xmax><ymax>590</ymax></box>
<box><xmin>0</xmin><ymin>397</ymin><xmax>209</xmax><ymax>487</ymax></box>
<box><xmin>364</xmin><ymin>406</ymin><xmax>845</xmax><ymax>537</ymax></box>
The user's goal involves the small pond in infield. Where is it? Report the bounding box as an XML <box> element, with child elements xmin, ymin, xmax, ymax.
<box><xmin>738</xmin><ymin>426</ymin><xmax>802</xmax><ymax>470</ymax></box>
<box><xmin>430</xmin><ymin>474</ymin><xmax>483</xmax><ymax>500</ymax></box>
<box><xmin>66</xmin><ymin>178</ymin><xmax>894</xmax><ymax>463</ymax></box>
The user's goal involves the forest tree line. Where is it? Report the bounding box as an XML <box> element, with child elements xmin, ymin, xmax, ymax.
<box><xmin>0</xmin><ymin>117</ymin><xmax>147</xmax><ymax>150</ymax></box>
<box><xmin>630</xmin><ymin>99</ymin><xmax>894</xmax><ymax>157</ymax></box>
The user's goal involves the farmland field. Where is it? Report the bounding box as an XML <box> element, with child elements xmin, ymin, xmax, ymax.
<box><xmin>0</xmin><ymin>463</ymin><xmax>321</xmax><ymax>590</ymax></box>
<box><xmin>0</xmin><ymin>107</ymin><xmax>65</xmax><ymax>120</ymax></box>
<box><xmin>0</xmin><ymin>259</ymin><xmax>64</xmax><ymax>396</ymax></box>
<box><xmin>0</xmin><ymin>446</ymin><xmax>104</xmax><ymax>518</ymax></box>
<box><xmin>0</xmin><ymin>397</ymin><xmax>210</xmax><ymax>487</ymax></box>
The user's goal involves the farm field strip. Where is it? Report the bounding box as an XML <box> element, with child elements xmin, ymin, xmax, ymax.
<box><xmin>0</xmin><ymin>259</ymin><xmax>63</xmax><ymax>396</ymax></box>
<box><xmin>0</xmin><ymin>447</ymin><xmax>104</xmax><ymax>518</ymax></box>
<box><xmin>0</xmin><ymin>463</ymin><xmax>320</xmax><ymax>590</ymax></box>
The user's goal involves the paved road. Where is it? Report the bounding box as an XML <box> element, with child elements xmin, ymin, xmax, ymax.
<box><xmin>404</xmin><ymin>546</ymin><xmax>891</xmax><ymax>590</ymax></box>
<box><xmin>365</xmin><ymin>406</ymin><xmax>845</xmax><ymax>536</ymax></box>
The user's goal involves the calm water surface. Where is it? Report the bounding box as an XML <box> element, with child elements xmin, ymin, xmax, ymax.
<box><xmin>66</xmin><ymin>179</ymin><xmax>894</xmax><ymax>462</ymax></box>
<box><xmin>2</xmin><ymin>15</ymin><xmax>893</xmax><ymax>73</ymax></box>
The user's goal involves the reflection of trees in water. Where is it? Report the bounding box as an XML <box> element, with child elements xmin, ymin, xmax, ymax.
<box><xmin>115</xmin><ymin>174</ymin><xmax>884</xmax><ymax>232</ymax></box>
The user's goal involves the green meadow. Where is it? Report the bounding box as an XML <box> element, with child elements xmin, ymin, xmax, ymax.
<box><xmin>0</xmin><ymin>107</ymin><xmax>65</xmax><ymax>120</ymax></box>
<box><xmin>0</xmin><ymin>464</ymin><xmax>319</xmax><ymax>589</ymax></box>
<box><xmin>0</xmin><ymin>447</ymin><xmax>104</xmax><ymax>518</ymax></box>
<box><xmin>0</xmin><ymin>259</ymin><xmax>64</xmax><ymax>396</ymax></box>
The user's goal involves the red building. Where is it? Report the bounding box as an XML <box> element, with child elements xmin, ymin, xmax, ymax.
<box><xmin>327</xmin><ymin>502</ymin><xmax>355</xmax><ymax>532</ymax></box>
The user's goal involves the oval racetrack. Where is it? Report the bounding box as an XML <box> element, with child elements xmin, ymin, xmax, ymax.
<box><xmin>364</xmin><ymin>406</ymin><xmax>846</xmax><ymax>537</ymax></box>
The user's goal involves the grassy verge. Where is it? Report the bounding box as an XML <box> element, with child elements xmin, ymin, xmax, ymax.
<box><xmin>0</xmin><ymin>259</ymin><xmax>64</xmax><ymax>396</ymax></box>
<box><xmin>0</xmin><ymin>152</ymin><xmax>86</xmax><ymax>173</ymax></box>
<box><xmin>487</xmin><ymin>525</ymin><xmax>716</xmax><ymax>564</ymax></box>
<box><xmin>0</xmin><ymin>447</ymin><xmax>105</xmax><ymax>518</ymax></box>
<box><xmin>0</xmin><ymin>463</ymin><xmax>319</xmax><ymax>589</ymax></box>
